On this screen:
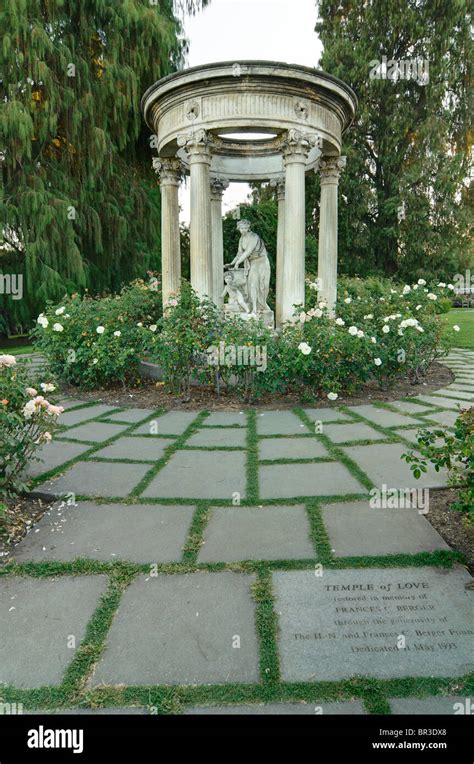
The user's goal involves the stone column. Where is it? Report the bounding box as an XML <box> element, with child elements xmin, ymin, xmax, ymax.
<box><xmin>316</xmin><ymin>156</ymin><xmax>346</xmax><ymax>317</ymax></box>
<box><xmin>270</xmin><ymin>176</ymin><xmax>285</xmax><ymax>328</ymax></box>
<box><xmin>177</xmin><ymin>129</ymin><xmax>213</xmax><ymax>299</ymax></box>
<box><xmin>280</xmin><ymin>130</ymin><xmax>319</xmax><ymax>323</ymax></box>
<box><xmin>210</xmin><ymin>177</ymin><xmax>229</xmax><ymax>306</ymax></box>
<box><xmin>153</xmin><ymin>157</ymin><xmax>182</xmax><ymax>309</ymax></box>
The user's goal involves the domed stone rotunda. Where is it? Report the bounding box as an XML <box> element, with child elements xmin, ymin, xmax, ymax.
<box><xmin>141</xmin><ymin>61</ymin><xmax>357</xmax><ymax>326</ymax></box>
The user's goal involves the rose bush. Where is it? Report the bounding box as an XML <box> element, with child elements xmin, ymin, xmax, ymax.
<box><xmin>33</xmin><ymin>277</ymin><xmax>162</xmax><ymax>389</ymax></box>
<box><xmin>402</xmin><ymin>406</ymin><xmax>474</xmax><ymax>523</ymax></box>
<box><xmin>33</xmin><ymin>275</ymin><xmax>458</xmax><ymax>400</ymax></box>
<box><xmin>0</xmin><ymin>355</ymin><xmax>63</xmax><ymax>497</ymax></box>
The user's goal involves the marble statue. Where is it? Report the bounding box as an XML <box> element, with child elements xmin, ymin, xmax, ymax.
<box><xmin>223</xmin><ymin>219</ymin><xmax>274</xmax><ymax>327</ymax></box>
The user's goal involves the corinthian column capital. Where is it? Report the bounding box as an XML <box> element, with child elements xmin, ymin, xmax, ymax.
<box><xmin>152</xmin><ymin>157</ymin><xmax>182</xmax><ymax>186</ymax></box>
<box><xmin>281</xmin><ymin>129</ymin><xmax>321</xmax><ymax>163</ymax></box>
<box><xmin>177</xmin><ymin>129</ymin><xmax>213</xmax><ymax>164</ymax></box>
<box><xmin>210</xmin><ymin>177</ymin><xmax>229</xmax><ymax>201</ymax></box>
<box><xmin>270</xmin><ymin>175</ymin><xmax>285</xmax><ymax>200</ymax></box>
<box><xmin>316</xmin><ymin>155</ymin><xmax>347</xmax><ymax>184</ymax></box>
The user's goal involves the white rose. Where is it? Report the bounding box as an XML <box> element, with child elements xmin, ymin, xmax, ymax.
<box><xmin>371</xmin><ymin>337</ymin><xmax>377</xmax><ymax>344</ymax></box>
<box><xmin>364</xmin><ymin>314</ymin><xmax>373</xmax><ymax>320</ymax></box>
<box><xmin>447</xmin><ymin>284</ymin><xmax>454</xmax><ymax>290</ymax></box>
<box><xmin>427</xmin><ymin>293</ymin><xmax>437</xmax><ymax>300</ymax></box>
<box><xmin>52</xmin><ymin>323</ymin><xmax>64</xmax><ymax>332</ymax></box>
<box><xmin>55</xmin><ymin>307</ymin><xmax>65</xmax><ymax>315</ymax></box>
<box><xmin>40</xmin><ymin>383</ymin><xmax>56</xmax><ymax>393</ymax></box>
<box><xmin>348</xmin><ymin>326</ymin><xmax>358</xmax><ymax>336</ymax></box>
<box><xmin>437</xmin><ymin>282</ymin><xmax>446</xmax><ymax>288</ymax></box>
<box><xmin>113</xmin><ymin>330</ymin><xmax>121</xmax><ymax>337</ymax></box>
<box><xmin>96</xmin><ymin>326</ymin><xmax>105</xmax><ymax>334</ymax></box>
<box><xmin>37</xmin><ymin>315</ymin><xmax>49</xmax><ymax>328</ymax></box>
<box><xmin>298</xmin><ymin>342</ymin><xmax>312</xmax><ymax>355</ymax></box>
<box><xmin>149</xmin><ymin>324</ymin><xmax>158</xmax><ymax>332</ymax></box>
<box><xmin>382</xmin><ymin>325</ymin><xmax>390</xmax><ymax>333</ymax></box>
<box><xmin>327</xmin><ymin>392</ymin><xmax>338</xmax><ymax>401</ymax></box>
<box><xmin>453</xmin><ymin>325</ymin><xmax>460</xmax><ymax>332</ymax></box>
<box><xmin>335</xmin><ymin>317</ymin><xmax>345</xmax><ymax>326</ymax></box>
<box><xmin>374</xmin><ymin>358</ymin><xmax>382</xmax><ymax>366</ymax></box>
<box><xmin>417</xmin><ymin>278</ymin><xmax>426</xmax><ymax>286</ymax></box>
<box><xmin>344</xmin><ymin>297</ymin><xmax>352</xmax><ymax>304</ymax></box>
<box><xmin>92</xmin><ymin>358</ymin><xmax>98</xmax><ymax>365</ymax></box>
<box><xmin>357</xmin><ymin>330</ymin><xmax>364</xmax><ymax>338</ymax></box>
<box><xmin>402</xmin><ymin>285</ymin><xmax>411</xmax><ymax>294</ymax></box>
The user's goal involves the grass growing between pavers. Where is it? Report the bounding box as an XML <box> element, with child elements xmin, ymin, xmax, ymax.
<box><xmin>3</xmin><ymin>369</ymin><xmax>473</xmax><ymax>716</ymax></box>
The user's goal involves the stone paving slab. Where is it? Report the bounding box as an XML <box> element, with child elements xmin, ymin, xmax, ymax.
<box><xmin>185</xmin><ymin>701</ymin><xmax>365</xmax><ymax>714</ymax></box>
<box><xmin>90</xmin><ymin>572</ymin><xmax>259</xmax><ymax>686</ymax></box>
<box><xmin>198</xmin><ymin>505</ymin><xmax>314</xmax><ymax>562</ymax></box>
<box><xmin>413</xmin><ymin>395</ymin><xmax>465</xmax><ymax>410</ymax></box>
<box><xmin>343</xmin><ymin>442</ymin><xmax>448</xmax><ymax>489</ymax></box>
<box><xmin>93</xmin><ymin>436</ymin><xmax>170</xmax><ymax>461</ymax></box>
<box><xmin>348</xmin><ymin>405</ymin><xmax>422</xmax><ymax>428</ymax></box>
<box><xmin>60</xmin><ymin>421</ymin><xmax>129</xmax><ymax>443</ymax></box>
<box><xmin>256</xmin><ymin>411</ymin><xmax>310</xmax><ymax>435</ymax></box>
<box><xmin>58</xmin><ymin>399</ymin><xmax>90</xmax><ymax>410</ymax></box>
<box><xmin>386</xmin><ymin>400</ymin><xmax>437</xmax><ymax>415</ymax></box>
<box><xmin>448</xmin><ymin>383</ymin><xmax>474</xmax><ymax>392</ymax></box>
<box><xmin>418</xmin><ymin>410</ymin><xmax>460</xmax><ymax>428</ymax></box>
<box><xmin>105</xmin><ymin>408</ymin><xmax>157</xmax><ymax>423</ymax></box>
<box><xmin>389</xmin><ymin>696</ymin><xmax>469</xmax><ymax>715</ymax></box>
<box><xmin>273</xmin><ymin>566</ymin><xmax>474</xmax><ymax>681</ymax></box>
<box><xmin>321</xmin><ymin>500</ymin><xmax>449</xmax><ymax>557</ymax></box>
<box><xmin>430</xmin><ymin>388</ymin><xmax>474</xmax><ymax>401</ymax></box>
<box><xmin>12</xmin><ymin>502</ymin><xmax>195</xmax><ymax>563</ymax></box>
<box><xmin>35</xmin><ymin>461</ymin><xmax>151</xmax><ymax>498</ymax></box>
<box><xmin>141</xmin><ymin>450</ymin><xmax>246</xmax><ymax>500</ymax></box>
<box><xmin>0</xmin><ymin>576</ymin><xmax>107</xmax><ymax>687</ymax></box>
<box><xmin>59</xmin><ymin>405</ymin><xmax>118</xmax><ymax>427</ymax></box>
<box><xmin>133</xmin><ymin>411</ymin><xmax>200</xmax><ymax>436</ymax></box>
<box><xmin>204</xmin><ymin>412</ymin><xmax>247</xmax><ymax>426</ymax></box>
<box><xmin>186</xmin><ymin>427</ymin><xmax>247</xmax><ymax>448</ymax></box>
<box><xmin>26</xmin><ymin>441</ymin><xmax>92</xmax><ymax>478</ymax></box>
<box><xmin>259</xmin><ymin>462</ymin><xmax>364</xmax><ymax>499</ymax></box>
<box><xmin>303</xmin><ymin>408</ymin><xmax>352</xmax><ymax>423</ymax></box>
<box><xmin>323</xmin><ymin>422</ymin><xmax>387</xmax><ymax>444</ymax></box>
<box><xmin>259</xmin><ymin>437</ymin><xmax>329</xmax><ymax>460</ymax></box>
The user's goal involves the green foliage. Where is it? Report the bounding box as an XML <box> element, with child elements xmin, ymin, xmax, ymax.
<box><xmin>147</xmin><ymin>277</ymin><xmax>453</xmax><ymax>401</ymax></box>
<box><xmin>149</xmin><ymin>281</ymin><xmax>225</xmax><ymax>398</ymax></box>
<box><xmin>402</xmin><ymin>407</ymin><xmax>474</xmax><ymax>521</ymax></box>
<box><xmin>306</xmin><ymin>0</ymin><xmax>473</xmax><ymax>282</ymax></box>
<box><xmin>33</xmin><ymin>278</ymin><xmax>162</xmax><ymax>389</ymax></box>
<box><xmin>0</xmin><ymin>355</ymin><xmax>61</xmax><ymax>497</ymax></box>
<box><xmin>0</xmin><ymin>0</ymin><xmax>207</xmax><ymax>335</ymax></box>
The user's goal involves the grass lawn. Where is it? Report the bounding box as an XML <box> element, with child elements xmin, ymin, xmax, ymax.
<box><xmin>442</xmin><ymin>309</ymin><xmax>474</xmax><ymax>350</ymax></box>
<box><xmin>1</xmin><ymin>344</ymin><xmax>34</xmax><ymax>355</ymax></box>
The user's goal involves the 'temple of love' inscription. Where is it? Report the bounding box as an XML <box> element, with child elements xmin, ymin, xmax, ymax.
<box><xmin>273</xmin><ymin>568</ymin><xmax>474</xmax><ymax>681</ymax></box>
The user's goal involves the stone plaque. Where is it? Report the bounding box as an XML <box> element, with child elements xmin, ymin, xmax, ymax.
<box><xmin>273</xmin><ymin>567</ymin><xmax>474</xmax><ymax>681</ymax></box>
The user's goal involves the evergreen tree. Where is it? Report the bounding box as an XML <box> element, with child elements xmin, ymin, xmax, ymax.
<box><xmin>1</xmin><ymin>0</ymin><xmax>206</xmax><ymax>335</ymax></box>
<box><xmin>311</xmin><ymin>0</ymin><xmax>473</xmax><ymax>282</ymax></box>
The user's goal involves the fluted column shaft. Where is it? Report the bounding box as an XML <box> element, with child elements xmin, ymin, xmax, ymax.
<box><xmin>178</xmin><ymin>130</ymin><xmax>213</xmax><ymax>299</ymax></box>
<box><xmin>271</xmin><ymin>177</ymin><xmax>285</xmax><ymax>328</ymax></box>
<box><xmin>153</xmin><ymin>158</ymin><xmax>181</xmax><ymax>309</ymax></box>
<box><xmin>210</xmin><ymin>178</ymin><xmax>229</xmax><ymax>306</ymax></box>
<box><xmin>317</xmin><ymin>156</ymin><xmax>346</xmax><ymax>317</ymax></box>
<box><xmin>281</xmin><ymin>131</ymin><xmax>318</xmax><ymax>323</ymax></box>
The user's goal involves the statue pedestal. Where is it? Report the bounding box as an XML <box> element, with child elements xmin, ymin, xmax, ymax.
<box><xmin>223</xmin><ymin>304</ymin><xmax>274</xmax><ymax>329</ymax></box>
